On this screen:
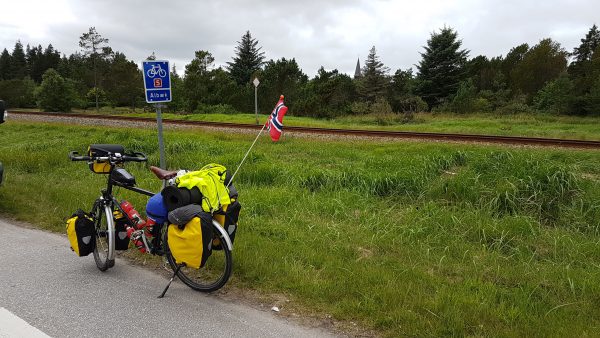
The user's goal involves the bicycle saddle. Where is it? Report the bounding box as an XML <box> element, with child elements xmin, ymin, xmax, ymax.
<box><xmin>150</xmin><ymin>166</ymin><xmax>178</xmax><ymax>180</ymax></box>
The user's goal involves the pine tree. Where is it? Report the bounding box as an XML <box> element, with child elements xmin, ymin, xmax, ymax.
<box><xmin>0</xmin><ymin>49</ymin><xmax>11</xmax><ymax>80</ymax></box>
<box><xmin>416</xmin><ymin>27</ymin><xmax>469</xmax><ymax>108</ymax></box>
<box><xmin>357</xmin><ymin>46</ymin><xmax>390</xmax><ymax>103</ymax></box>
<box><xmin>569</xmin><ymin>24</ymin><xmax>600</xmax><ymax>103</ymax></box>
<box><xmin>26</xmin><ymin>44</ymin><xmax>43</xmax><ymax>82</ymax></box>
<box><xmin>227</xmin><ymin>31</ymin><xmax>265</xmax><ymax>85</ymax></box>
<box><xmin>79</xmin><ymin>27</ymin><xmax>109</xmax><ymax>111</ymax></box>
<box><xmin>10</xmin><ymin>41</ymin><xmax>27</xmax><ymax>79</ymax></box>
<box><xmin>572</xmin><ymin>24</ymin><xmax>600</xmax><ymax>64</ymax></box>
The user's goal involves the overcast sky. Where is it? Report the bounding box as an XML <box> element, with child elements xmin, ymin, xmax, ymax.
<box><xmin>1</xmin><ymin>0</ymin><xmax>598</xmax><ymax>77</ymax></box>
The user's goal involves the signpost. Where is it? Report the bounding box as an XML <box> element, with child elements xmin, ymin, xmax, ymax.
<box><xmin>142</xmin><ymin>60</ymin><xmax>171</xmax><ymax>170</ymax></box>
<box><xmin>253</xmin><ymin>77</ymin><xmax>260</xmax><ymax>125</ymax></box>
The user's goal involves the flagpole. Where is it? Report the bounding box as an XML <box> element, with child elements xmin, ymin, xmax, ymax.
<box><xmin>228</xmin><ymin>95</ymin><xmax>284</xmax><ymax>188</ymax></box>
<box><xmin>228</xmin><ymin>123</ymin><xmax>266</xmax><ymax>188</ymax></box>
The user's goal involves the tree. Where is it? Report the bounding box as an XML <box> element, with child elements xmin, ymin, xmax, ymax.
<box><xmin>571</xmin><ymin>24</ymin><xmax>600</xmax><ymax>65</ymax></box>
<box><xmin>0</xmin><ymin>78</ymin><xmax>37</xmax><ymax>107</ymax></box>
<box><xmin>26</xmin><ymin>44</ymin><xmax>43</xmax><ymax>82</ymax></box>
<box><xmin>416</xmin><ymin>27</ymin><xmax>469</xmax><ymax>108</ymax></box>
<box><xmin>227</xmin><ymin>31</ymin><xmax>265</xmax><ymax>85</ymax></box>
<box><xmin>568</xmin><ymin>25</ymin><xmax>600</xmax><ymax>113</ymax></box>
<box><xmin>465</xmin><ymin>55</ymin><xmax>504</xmax><ymax>92</ymax></box>
<box><xmin>79</xmin><ymin>27</ymin><xmax>110</xmax><ymax>111</ymax></box>
<box><xmin>183</xmin><ymin>50</ymin><xmax>215</xmax><ymax>111</ymax></box>
<box><xmin>450</xmin><ymin>79</ymin><xmax>478</xmax><ymax>113</ymax></box>
<box><xmin>295</xmin><ymin>67</ymin><xmax>356</xmax><ymax>117</ymax></box>
<box><xmin>502</xmin><ymin>43</ymin><xmax>529</xmax><ymax>91</ymax></box>
<box><xmin>25</xmin><ymin>44</ymin><xmax>61</xmax><ymax>83</ymax></box>
<box><xmin>584</xmin><ymin>76</ymin><xmax>600</xmax><ymax>115</ymax></box>
<box><xmin>103</xmin><ymin>52</ymin><xmax>143</xmax><ymax>108</ymax></box>
<box><xmin>258</xmin><ymin>58</ymin><xmax>308</xmax><ymax>113</ymax></box>
<box><xmin>0</xmin><ymin>49</ymin><xmax>11</xmax><ymax>80</ymax></box>
<box><xmin>510</xmin><ymin>38</ymin><xmax>568</xmax><ymax>100</ymax></box>
<box><xmin>534</xmin><ymin>74</ymin><xmax>575</xmax><ymax>114</ymax></box>
<box><xmin>10</xmin><ymin>41</ymin><xmax>27</xmax><ymax>79</ymax></box>
<box><xmin>35</xmin><ymin>68</ymin><xmax>76</xmax><ymax>112</ymax></box>
<box><xmin>387</xmin><ymin>68</ymin><xmax>427</xmax><ymax>112</ymax></box>
<box><xmin>356</xmin><ymin>46</ymin><xmax>390</xmax><ymax>103</ymax></box>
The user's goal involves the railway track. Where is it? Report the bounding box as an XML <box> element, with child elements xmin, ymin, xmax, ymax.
<box><xmin>9</xmin><ymin>110</ymin><xmax>600</xmax><ymax>149</ymax></box>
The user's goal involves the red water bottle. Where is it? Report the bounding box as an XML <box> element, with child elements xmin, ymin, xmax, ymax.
<box><xmin>120</xmin><ymin>200</ymin><xmax>146</xmax><ymax>229</ymax></box>
<box><xmin>145</xmin><ymin>218</ymin><xmax>156</xmax><ymax>239</ymax></box>
<box><xmin>120</xmin><ymin>200</ymin><xmax>147</xmax><ymax>253</ymax></box>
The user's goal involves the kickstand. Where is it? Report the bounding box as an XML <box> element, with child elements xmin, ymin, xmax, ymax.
<box><xmin>158</xmin><ymin>263</ymin><xmax>185</xmax><ymax>298</ymax></box>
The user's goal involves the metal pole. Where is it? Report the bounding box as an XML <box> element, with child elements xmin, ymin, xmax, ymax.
<box><xmin>254</xmin><ymin>86</ymin><xmax>258</xmax><ymax>125</ymax></box>
<box><xmin>155</xmin><ymin>104</ymin><xmax>166</xmax><ymax>169</ymax></box>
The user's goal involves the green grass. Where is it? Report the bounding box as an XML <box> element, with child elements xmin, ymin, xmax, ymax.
<box><xmin>1</xmin><ymin>120</ymin><xmax>600</xmax><ymax>337</ymax></box>
<box><xmin>17</xmin><ymin>106</ymin><xmax>600</xmax><ymax>141</ymax></box>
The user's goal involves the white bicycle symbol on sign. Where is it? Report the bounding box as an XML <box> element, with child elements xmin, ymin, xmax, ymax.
<box><xmin>146</xmin><ymin>64</ymin><xmax>167</xmax><ymax>78</ymax></box>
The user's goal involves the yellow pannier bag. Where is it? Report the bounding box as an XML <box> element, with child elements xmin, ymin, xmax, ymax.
<box><xmin>167</xmin><ymin>216</ymin><xmax>213</xmax><ymax>269</ymax></box>
<box><xmin>66</xmin><ymin>209</ymin><xmax>95</xmax><ymax>256</ymax></box>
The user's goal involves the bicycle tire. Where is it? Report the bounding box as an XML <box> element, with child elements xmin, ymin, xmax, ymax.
<box><xmin>158</xmin><ymin>68</ymin><xmax>167</xmax><ymax>77</ymax></box>
<box><xmin>92</xmin><ymin>200</ymin><xmax>115</xmax><ymax>271</ymax></box>
<box><xmin>163</xmin><ymin>222</ymin><xmax>233</xmax><ymax>292</ymax></box>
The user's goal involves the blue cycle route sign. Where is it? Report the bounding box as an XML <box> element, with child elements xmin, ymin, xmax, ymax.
<box><xmin>142</xmin><ymin>60</ymin><xmax>171</xmax><ymax>103</ymax></box>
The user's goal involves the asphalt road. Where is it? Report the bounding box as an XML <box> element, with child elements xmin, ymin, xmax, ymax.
<box><xmin>0</xmin><ymin>218</ymin><xmax>338</xmax><ymax>338</ymax></box>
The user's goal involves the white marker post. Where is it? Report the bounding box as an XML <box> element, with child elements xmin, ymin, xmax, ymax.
<box><xmin>253</xmin><ymin>77</ymin><xmax>260</xmax><ymax>125</ymax></box>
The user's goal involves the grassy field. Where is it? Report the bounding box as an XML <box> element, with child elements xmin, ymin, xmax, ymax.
<box><xmin>13</xmin><ymin>107</ymin><xmax>600</xmax><ymax>141</ymax></box>
<box><xmin>1</xmin><ymin>120</ymin><xmax>599</xmax><ymax>337</ymax></box>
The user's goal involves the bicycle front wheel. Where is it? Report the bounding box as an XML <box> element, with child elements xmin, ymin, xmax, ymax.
<box><xmin>91</xmin><ymin>200</ymin><xmax>115</xmax><ymax>271</ymax></box>
<box><xmin>164</xmin><ymin>222</ymin><xmax>233</xmax><ymax>292</ymax></box>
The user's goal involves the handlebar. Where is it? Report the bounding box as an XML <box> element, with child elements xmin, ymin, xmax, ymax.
<box><xmin>69</xmin><ymin>151</ymin><xmax>148</xmax><ymax>163</ymax></box>
<box><xmin>68</xmin><ymin>151</ymin><xmax>92</xmax><ymax>161</ymax></box>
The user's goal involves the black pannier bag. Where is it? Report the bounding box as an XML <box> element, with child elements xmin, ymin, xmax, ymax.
<box><xmin>66</xmin><ymin>209</ymin><xmax>96</xmax><ymax>256</ymax></box>
<box><xmin>113</xmin><ymin>210</ymin><xmax>130</xmax><ymax>250</ymax></box>
<box><xmin>213</xmin><ymin>199</ymin><xmax>241</xmax><ymax>250</ymax></box>
<box><xmin>88</xmin><ymin>144</ymin><xmax>125</xmax><ymax>174</ymax></box>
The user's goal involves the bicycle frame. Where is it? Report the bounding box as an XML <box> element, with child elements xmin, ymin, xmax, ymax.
<box><xmin>106</xmin><ymin>166</ymin><xmax>234</xmax><ymax>252</ymax></box>
<box><xmin>99</xmin><ymin>165</ymin><xmax>159</xmax><ymax>255</ymax></box>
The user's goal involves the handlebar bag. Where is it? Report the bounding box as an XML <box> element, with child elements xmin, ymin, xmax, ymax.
<box><xmin>66</xmin><ymin>209</ymin><xmax>95</xmax><ymax>256</ymax></box>
<box><xmin>88</xmin><ymin>144</ymin><xmax>125</xmax><ymax>174</ymax></box>
<box><xmin>167</xmin><ymin>213</ymin><xmax>213</xmax><ymax>269</ymax></box>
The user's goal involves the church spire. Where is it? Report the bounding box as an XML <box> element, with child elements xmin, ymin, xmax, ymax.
<box><xmin>354</xmin><ymin>58</ymin><xmax>362</xmax><ymax>78</ymax></box>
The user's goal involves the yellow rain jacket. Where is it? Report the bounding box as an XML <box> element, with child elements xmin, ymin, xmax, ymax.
<box><xmin>175</xmin><ymin>163</ymin><xmax>231</xmax><ymax>213</ymax></box>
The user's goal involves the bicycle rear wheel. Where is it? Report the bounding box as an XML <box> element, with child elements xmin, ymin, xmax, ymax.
<box><xmin>91</xmin><ymin>200</ymin><xmax>115</xmax><ymax>271</ymax></box>
<box><xmin>164</xmin><ymin>222</ymin><xmax>233</xmax><ymax>292</ymax></box>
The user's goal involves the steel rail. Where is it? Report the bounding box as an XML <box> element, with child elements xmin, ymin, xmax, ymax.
<box><xmin>9</xmin><ymin>110</ymin><xmax>600</xmax><ymax>149</ymax></box>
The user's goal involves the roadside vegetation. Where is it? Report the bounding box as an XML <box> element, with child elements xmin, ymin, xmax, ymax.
<box><xmin>1</xmin><ymin>121</ymin><xmax>599</xmax><ymax>337</ymax></box>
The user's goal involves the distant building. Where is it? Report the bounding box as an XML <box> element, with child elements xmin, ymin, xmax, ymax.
<box><xmin>354</xmin><ymin>58</ymin><xmax>361</xmax><ymax>78</ymax></box>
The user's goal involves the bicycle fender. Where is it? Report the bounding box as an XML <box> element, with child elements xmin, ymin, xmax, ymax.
<box><xmin>212</xmin><ymin>219</ymin><xmax>233</xmax><ymax>251</ymax></box>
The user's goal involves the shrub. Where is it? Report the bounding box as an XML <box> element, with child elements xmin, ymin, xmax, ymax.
<box><xmin>0</xmin><ymin>78</ymin><xmax>37</xmax><ymax>108</ymax></box>
<box><xmin>350</xmin><ymin>101</ymin><xmax>370</xmax><ymax>115</ymax></box>
<box><xmin>193</xmin><ymin>103</ymin><xmax>241</xmax><ymax>114</ymax></box>
<box><xmin>533</xmin><ymin>74</ymin><xmax>575</xmax><ymax>114</ymax></box>
<box><xmin>495</xmin><ymin>97</ymin><xmax>535</xmax><ymax>115</ymax></box>
<box><xmin>35</xmin><ymin>69</ymin><xmax>76</xmax><ymax>112</ymax></box>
